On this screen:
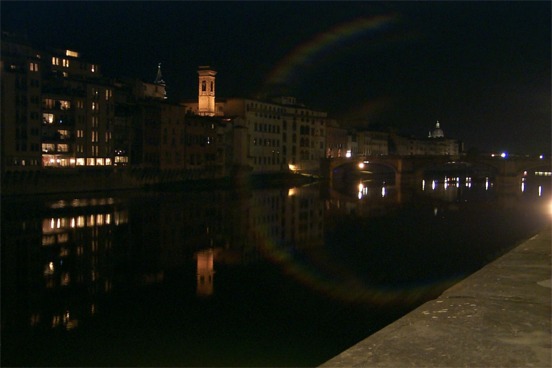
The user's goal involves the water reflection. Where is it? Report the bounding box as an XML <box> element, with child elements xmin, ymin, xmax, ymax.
<box><xmin>2</xmin><ymin>197</ymin><xmax>127</xmax><ymax>335</ymax></box>
<box><xmin>420</xmin><ymin>177</ymin><xmax>496</xmax><ymax>202</ymax></box>
<box><xmin>1</xmin><ymin>176</ymin><xmax>550</xmax><ymax>366</ymax></box>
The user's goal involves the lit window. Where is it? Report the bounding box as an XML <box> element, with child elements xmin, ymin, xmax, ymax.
<box><xmin>57</xmin><ymin>144</ymin><xmax>69</xmax><ymax>152</ymax></box>
<box><xmin>91</xmin><ymin>64</ymin><xmax>96</xmax><ymax>73</ymax></box>
<box><xmin>42</xmin><ymin>143</ymin><xmax>55</xmax><ymax>152</ymax></box>
<box><xmin>29</xmin><ymin>62</ymin><xmax>39</xmax><ymax>72</ymax></box>
<box><xmin>42</xmin><ymin>235</ymin><xmax>55</xmax><ymax>246</ymax></box>
<box><xmin>60</xmin><ymin>100</ymin><xmax>71</xmax><ymax>110</ymax></box>
<box><xmin>65</xmin><ymin>50</ymin><xmax>79</xmax><ymax>57</ymax></box>
<box><xmin>43</xmin><ymin>99</ymin><xmax>54</xmax><ymax>109</ymax></box>
<box><xmin>62</xmin><ymin>59</ymin><xmax>70</xmax><ymax>67</ymax></box>
<box><xmin>42</xmin><ymin>114</ymin><xmax>54</xmax><ymax>124</ymax></box>
<box><xmin>52</xmin><ymin>57</ymin><xmax>60</xmax><ymax>66</ymax></box>
<box><xmin>61</xmin><ymin>273</ymin><xmax>70</xmax><ymax>286</ymax></box>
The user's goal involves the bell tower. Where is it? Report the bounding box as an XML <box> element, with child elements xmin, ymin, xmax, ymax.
<box><xmin>197</xmin><ymin>66</ymin><xmax>216</xmax><ymax>116</ymax></box>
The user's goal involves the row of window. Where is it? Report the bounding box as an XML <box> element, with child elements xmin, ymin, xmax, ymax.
<box><xmin>252</xmin><ymin>138</ymin><xmax>280</xmax><ymax>147</ymax></box>
<box><xmin>252</xmin><ymin>156</ymin><xmax>281</xmax><ymax>166</ymax></box>
<box><xmin>15</xmin><ymin>142</ymin><xmax>41</xmax><ymax>152</ymax></box>
<box><xmin>8</xmin><ymin>158</ymin><xmax>41</xmax><ymax>166</ymax></box>
<box><xmin>42</xmin><ymin>156</ymin><xmax>113</xmax><ymax>167</ymax></box>
<box><xmin>42</xmin><ymin>95</ymin><xmax>110</xmax><ymax>112</ymax></box>
<box><xmin>254</xmin><ymin>122</ymin><xmax>280</xmax><ymax>134</ymax></box>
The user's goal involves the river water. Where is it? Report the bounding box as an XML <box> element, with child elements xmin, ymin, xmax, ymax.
<box><xmin>2</xmin><ymin>175</ymin><xmax>550</xmax><ymax>366</ymax></box>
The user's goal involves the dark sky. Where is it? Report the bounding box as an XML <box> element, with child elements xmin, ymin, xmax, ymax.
<box><xmin>2</xmin><ymin>1</ymin><xmax>550</xmax><ymax>154</ymax></box>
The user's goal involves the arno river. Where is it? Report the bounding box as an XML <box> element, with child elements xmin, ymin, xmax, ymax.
<box><xmin>2</xmin><ymin>174</ymin><xmax>550</xmax><ymax>367</ymax></box>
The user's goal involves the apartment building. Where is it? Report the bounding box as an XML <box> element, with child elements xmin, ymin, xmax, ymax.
<box><xmin>356</xmin><ymin>130</ymin><xmax>389</xmax><ymax>156</ymax></box>
<box><xmin>325</xmin><ymin>120</ymin><xmax>348</xmax><ymax>158</ymax></box>
<box><xmin>1</xmin><ymin>32</ymin><xmax>114</xmax><ymax>172</ymax></box>
<box><xmin>1</xmin><ymin>32</ymin><xmax>44</xmax><ymax>171</ymax></box>
<box><xmin>221</xmin><ymin>97</ymin><xmax>328</xmax><ymax>174</ymax></box>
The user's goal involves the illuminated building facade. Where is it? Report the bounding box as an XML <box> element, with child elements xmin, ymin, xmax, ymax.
<box><xmin>356</xmin><ymin>131</ymin><xmax>389</xmax><ymax>156</ymax></box>
<box><xmin>197</xmin><ymin>66</ymin><xmax>217</xmax><ymax>116</ymax></box>
<box><xmin>221</xmin><ymin>96</ymin><xmax>328</xmax><ymax>174</ymax></box>
<box><xmin>1</xmin><ymin>32</ymin><xmax>114</xmax><ymax>172</ymax></box>
<box><xmin>325</xmin><ymin>121</ymin><xmax>348</xmax><ymax>158</ymax></box>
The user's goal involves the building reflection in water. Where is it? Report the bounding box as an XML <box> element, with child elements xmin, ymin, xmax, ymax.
<box><xmin>2</xmin><ymin>197</ymin><xmax>128</xmax><ymax>334</ymax></box>
<box><xmin>2</xmin><ymin>186</ymin><xmax>329</xmax><ymax>332</ymax></box>
<box><xmin>196</xmin><ymin>249</ymin><xmax>215</xmax><ymax>297</ymax></box>
<box><xmin>2</xmin><ymin>172</ymin><xmax>549</xmax><ymax>336</ymax></box>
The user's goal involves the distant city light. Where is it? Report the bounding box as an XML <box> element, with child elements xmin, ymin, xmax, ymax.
<box><xmin>501</xmin><ymin>152</ymin><xmax>507</xmax><ymax>158</ymax></box>
<box><xmin>358</xmin><ymin>162</ymin><xmax>365</xmax><ymax>169</ymax></box>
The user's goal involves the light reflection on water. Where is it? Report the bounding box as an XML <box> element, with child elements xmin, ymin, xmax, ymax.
<box><xmin>1</xmin><ymin>177</ymin><xmax>550</xmax><ymax>367</ymax></box>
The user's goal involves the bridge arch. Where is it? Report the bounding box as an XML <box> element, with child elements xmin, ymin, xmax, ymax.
<box><xmin>323</xmin><ymin>155</ymin><xmax>551</xmax><ymax>192</ymax></box>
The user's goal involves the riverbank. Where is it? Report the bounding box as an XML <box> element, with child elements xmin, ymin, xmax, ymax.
<box><xmin>320</xmin><ymin>226</ymin><xmax>551</xmax><ymax>367</ymax></box>
<box><xmin>1</xmin><ymin>167</ymin><xmax>319</xmax><ymax>196</ymax></box>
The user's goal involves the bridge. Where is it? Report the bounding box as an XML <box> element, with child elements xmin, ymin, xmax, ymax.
<box><xmin>321</xmin><ymin>154</ymin><xmax>551</xmax><ymax>191</ymax></box>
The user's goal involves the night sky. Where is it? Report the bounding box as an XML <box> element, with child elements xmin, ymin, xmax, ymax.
<box><xmin>2</xmin><ymin>1</ymin><xmax>550</xmax><ymax>155</ymax></box>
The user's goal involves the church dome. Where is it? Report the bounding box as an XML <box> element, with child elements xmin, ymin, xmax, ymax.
<box><xmin>430</xmin><ymin>121</ymin><xmax>444</xmax><ymax>138</ymax></box>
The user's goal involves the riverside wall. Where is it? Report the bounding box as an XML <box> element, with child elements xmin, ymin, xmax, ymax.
<box><xmin>1</xmin><ymin>167</ymin><xmax>315</xmax><ymax>196</ymax></box>
<box><xmin>320</xmin><ymin>226</ymin><xmax>551</xmax><ymax>367</ymax></box>
<box><xmin>0</xmin><ymin>167</ymin><xmax>230</xmax><ymax>196</ymax></box>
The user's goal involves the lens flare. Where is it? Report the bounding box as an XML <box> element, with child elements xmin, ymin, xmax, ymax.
<box><xmin>263</xmin><ymin>15</ymin><xmax>399</xmax><ymax>90</ymax></box>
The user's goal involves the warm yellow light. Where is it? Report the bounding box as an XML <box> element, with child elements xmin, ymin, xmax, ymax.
<box><xmin>358</xmin><ymin>162</ymin><xmax>365</xmax><ymax>169</ymax></box>
<box><xmin>65</xmin><ymin>50</ymin><xmax>79</xmax><ymax>57</ymax></box>
<box><xmin>288</xmin><ymin>164</ymin><xmax>297</xmax><ymax>171</ymax></box>
<box><xmin>547</xmin><ymin>200</ymin><xmax>552</xmax><ymax>218</ymax></box>
<box><xmin>288</xmin><ymin>188</ymin><xmax>297</xmax><ymax>197</ymax></box>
